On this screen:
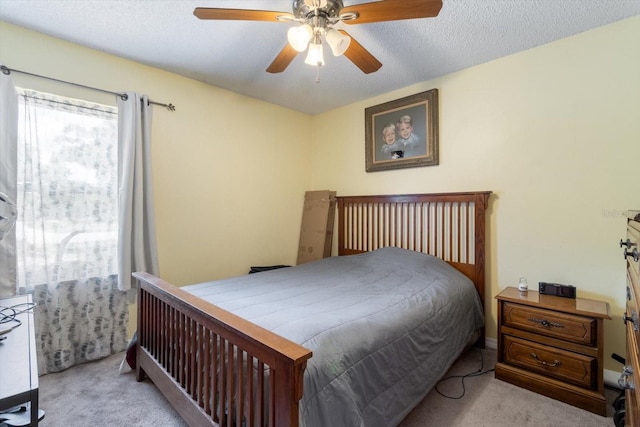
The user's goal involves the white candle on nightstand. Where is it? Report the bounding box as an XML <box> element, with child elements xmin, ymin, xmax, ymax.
<box><xmin>518</xmin><ymin>277</ymin><xmax>528</xmax><ymax>292</ymax></box>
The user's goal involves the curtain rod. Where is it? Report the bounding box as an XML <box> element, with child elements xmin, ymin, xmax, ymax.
<box><xmin>1</xmin><ymin>65</ymin><xmax>175</xmax><ymax>112</ymax></box>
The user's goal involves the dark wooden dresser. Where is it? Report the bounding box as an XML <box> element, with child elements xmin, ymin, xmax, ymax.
<box><xmin>619</xmin><ymin>210</ymin><xmax>640</xmax><ymax>426</ymax></box>
<box><xmin>495</xmin><ymin>286</ymin><xmax>611</xmax><ymax>416</ymax></box>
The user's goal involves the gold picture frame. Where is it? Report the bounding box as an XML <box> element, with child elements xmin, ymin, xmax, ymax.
<box><xmin>365</xmin><ymin>89</ymin><xmax>439</xmax><ymax>172</ymax></box>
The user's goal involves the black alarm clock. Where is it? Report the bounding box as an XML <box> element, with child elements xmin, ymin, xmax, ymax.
<box><xmin>539</xmin><ymin>282</ymin><xmax>576</xmax><ymax>299</ymax></box>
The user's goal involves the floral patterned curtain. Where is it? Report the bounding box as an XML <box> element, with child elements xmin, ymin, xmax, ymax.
<box><xmin>16</xmin><ymin>89</ymin><xmax>128</xmax><ymax>374</ymax></box>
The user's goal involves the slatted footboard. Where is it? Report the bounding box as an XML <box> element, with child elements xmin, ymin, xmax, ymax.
<box><xmin>133</xmin><ymin>272</ymin><xmax>312</xmax><ymax>427</ymax></box>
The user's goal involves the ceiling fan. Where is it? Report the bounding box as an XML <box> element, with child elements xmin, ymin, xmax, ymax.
<box><xmin>194</xmin><ymin>0</ymin><xmax>443</xmax><ymax>74</ymax></box>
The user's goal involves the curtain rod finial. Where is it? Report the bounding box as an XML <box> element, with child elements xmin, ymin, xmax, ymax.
<box><xmin>1</xmin><ymin>66</ymin><xmax>11</xmax><ymax>75</ymax></box>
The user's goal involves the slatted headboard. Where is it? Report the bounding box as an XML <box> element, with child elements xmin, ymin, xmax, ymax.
<box><xmin>337</xmin><ymin>192</ymin><xmax>491</xmax><ymax>312</ymax></box>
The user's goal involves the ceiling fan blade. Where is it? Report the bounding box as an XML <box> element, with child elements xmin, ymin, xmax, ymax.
<box><xmin>342</xmin><ymin>0</ymin><xmax>443</xmax><ymax>25</ymax></box>
<box><xmin>340</xmin><ymin>31</ymin><xmax>382</xmax><ymax>74</ymax></box>
<box><xmin>194</xmin><ymin>7</ymin><xmax>293</xmax><ymax>22</ymax></box>
<box><xmin>266</xmin><ymin>44</ymin><xmax>299</xmax><ymax>73</ymax></box>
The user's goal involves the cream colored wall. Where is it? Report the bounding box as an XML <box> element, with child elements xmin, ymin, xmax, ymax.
<box><xmin>0</xmin><ymin>22</ymin><xmax>313</xmax><ymax>332</ymax></box>
<box><xmin>310</xmin><ymin>17</ymin><xmax>640</xmax><ymax>372</ymax></box>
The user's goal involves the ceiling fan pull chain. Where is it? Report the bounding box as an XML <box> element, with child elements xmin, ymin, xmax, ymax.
<box><xmin>315</xmin><ymin>66</ymin><xmax>321</xmax><ymax>84</ymax></box>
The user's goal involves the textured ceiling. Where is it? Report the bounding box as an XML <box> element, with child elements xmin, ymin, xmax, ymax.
<box><xmin>1</xmin><ymin>0</ymin><xmax>639</xmax><ymax>115</ymax></box>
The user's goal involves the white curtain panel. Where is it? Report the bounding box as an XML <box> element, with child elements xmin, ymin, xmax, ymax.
<box><xmin>117</xmin><ymin>93</ymin><xmax>159</xmax><ymax>291</ymax></box>
<box><xmin>15</xmin><ymin>89</ymin><xmax>128</xmax><ymax>374</ymax></box>
<box><xmin>0</xmin><ymin>67</ymin><xmax>18</xmax><ymax>297</ymax></box>
<box><xmin>32</xmin><ymin>276</ymin><xmax>128</xmax><ymax>374</ymax></box>
<box><xmin>16</xmin><ymin>91</ymin><xmax>119</xmax><ymax>288</ymax></box>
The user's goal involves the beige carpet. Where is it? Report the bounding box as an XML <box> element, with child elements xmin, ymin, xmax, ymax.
<box><xmin>34</xmin><ymin>348</ymin><xmax>616</xmax><ymax>427</ymax></box>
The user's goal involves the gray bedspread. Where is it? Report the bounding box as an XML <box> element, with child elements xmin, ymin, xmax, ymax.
<box><xmin>184</xmin><ymin>247</ymin><xmax>484</xmax><ymax>427</ymax></box>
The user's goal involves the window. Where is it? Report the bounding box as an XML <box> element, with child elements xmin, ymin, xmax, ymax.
<box><xmin>16</xmin><ymin>89</ymin><xmax>118</xmax><ymax>289</ymax></box>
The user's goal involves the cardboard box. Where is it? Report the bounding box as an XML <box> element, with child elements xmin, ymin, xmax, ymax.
<box><xmin>297</xmin><ymin>190</ymin><xmax>337</xmax><ymax>265</ymax></box>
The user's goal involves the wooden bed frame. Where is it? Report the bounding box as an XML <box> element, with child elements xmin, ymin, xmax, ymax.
<box><xmin>133</xmin><ymin>191</ymin><xmax>491</xmax><ymax>427</ymax></box>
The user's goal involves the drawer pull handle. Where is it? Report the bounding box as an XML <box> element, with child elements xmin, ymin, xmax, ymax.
<box><xmin>624</xmin><ymin>247</ymin><xmax>639</xmax><ymax>262</ymax></box>
<box><xmin>529</xmin><ymin>318</ymin><xmax>564</xmax><ymax>328</ymax></box>
<box><xmin>620</xmin><ymin>238</ymin><xmax>635</xmax><ymax>248</ymax></box>
<box><xmin>530</xmin><ymin>352</ymin><xmax>561</xmax><ymax>367</ymax></box>
<box><xmin>618</xmin><ymin>373</ymin><xmax>635</xmax><ymax>390</ymax></box>
<box><xmin>623</xmin><ymin>312</ymin><xmax>639</xmax><ymax>332</ymax></box>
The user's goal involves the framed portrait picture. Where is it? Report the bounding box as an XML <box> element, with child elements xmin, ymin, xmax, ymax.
<box><xmin>365</xmin><ymin>89</ymin><xmax>439</xmax><ymax>172</ymax></box>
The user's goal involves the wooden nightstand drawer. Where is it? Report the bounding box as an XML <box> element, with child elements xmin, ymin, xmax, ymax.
<box><xmin>503</xmin><ymin>335</ymin><xmax>596</xmax><ymax>389</ymax></box>
<box><xmin>502</xmin><ymin>302</ymin><xmax>596</xmax><ymax>346</ymax></box>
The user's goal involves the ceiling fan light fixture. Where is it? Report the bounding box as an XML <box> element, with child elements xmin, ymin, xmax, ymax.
<box><xmin>325</xmin><ymin>28</ymin><xmax>350</xmax><ymax>56</ymax></box>
<box><xmin>287</xmin><ymin>24</ymin><xmax>313</xmax><ymax>52</ymax></box>
<box><xmin>304</xmin><ymin>42</ymin><xmax>325</xmax><ymax>67</ymax></box>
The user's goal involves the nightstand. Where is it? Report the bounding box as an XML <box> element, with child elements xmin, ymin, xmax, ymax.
<box><xmin>495</xmin><ymin>287</ymin><xmax>611</xmax><ymax>416</ymax></box>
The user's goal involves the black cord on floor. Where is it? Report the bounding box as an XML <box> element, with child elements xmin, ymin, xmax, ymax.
<box><xmin>435</xmin><ymin>348</ymin><xmax>495</xmax><ymax>399</ymax></box>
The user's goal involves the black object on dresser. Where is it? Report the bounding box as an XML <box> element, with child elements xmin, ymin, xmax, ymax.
<box><xmin>538</xmin><ymin>282</ymin><xmax>576</xmax><ymax>299</ymax></box>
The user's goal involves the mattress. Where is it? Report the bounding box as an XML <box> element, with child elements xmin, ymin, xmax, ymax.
<box><xmin>184</xmin><ymin>247</ymin><xmax>484</xmax><ymax>427</ymax></box>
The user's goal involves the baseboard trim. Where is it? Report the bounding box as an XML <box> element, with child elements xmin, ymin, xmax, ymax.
<box><xmin>485</xmin><ymin>336</ymin><xmax>497</xmax><ymax>349</ymax></box>
<box><xmin>604</xmin><ymin>368</ymin><xmax>621</xmax><ymax>390</ymax></box>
